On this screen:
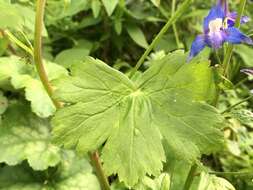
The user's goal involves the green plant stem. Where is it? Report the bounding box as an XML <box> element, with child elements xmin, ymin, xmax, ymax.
<box><xmin>234</xmin><ymin>77</ymin><xmax>248</xmax><ymax>88</ymax></box>
<box><xmin>221</xmin><ymin>94</ymin><xmax>253</xmax><ymax>114</ymax></box>
<box><xmin>215</xmin><ymin>51</ymin><xmax>221</xmax><ymax>65</ymax></box>
<box><xmin>172</xmin><ymin>0</ymin><xmax>181</xmax><ymax>48</ymax></box>
<box><xmin>34</xmin><ymin>0</ymin><xmax>61</xmax><ymax>109</ymax></box>
<box><xmin>182</xmin><ymin>164</ymin><xmax>198</xmax><ymax>190</ymax></box>
<box><xmin>129</xmin><ymin>0</ymin><xmax>192</xmax><ymax>78</ymax></box>
<box><xmin>90</xmin><ymin>152</ymin><xmax>111</xmax><ymax>190</ymax></box>
<box><xmin>214</xmin><ymin>0</ymin><xmax>247</xmax><ymax>106</ymax></box>
<box><xmin>34</xmin><ymin>1</ymin><xmax>110</xmax><ymax>189</ymax></box>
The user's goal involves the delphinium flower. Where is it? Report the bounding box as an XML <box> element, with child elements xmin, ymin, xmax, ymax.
<box><xmin>188</xmin><ymin>0</ymin><xmax>253</xmax><ymax>61</ymax></box>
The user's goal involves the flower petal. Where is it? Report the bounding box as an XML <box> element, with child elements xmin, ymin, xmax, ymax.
<box><xmin>225</xmin><ymin>27</ymin><xmax>253</xmax><ymax>45</ymax></box>
<box><xmin>217</xmin><ymin>0</ymin><xmax>228</xmax><ymax>15</ymax></box>
<box><xmin>227</xmin><ymin>12</ymin><xmax>250</xmax><ymax>27</ymax></box>
<box><xmin>207</xmin><ymin>31</ymin><xmax>226</xmax><ymax>49</ymax></box>
<box><xmin>188</xmin><ymin>35</ymin><xmax>206</xmax><ymax>61</ymax></box>
<box><xmin>241</xmin><ymin>68</ymin><xmax>253</xmax><ymax>76</ymax></box>
<box><xmin>204</xmin><ymin>5</ymin><xmax>225</xmax><ymax>33</ymax></box>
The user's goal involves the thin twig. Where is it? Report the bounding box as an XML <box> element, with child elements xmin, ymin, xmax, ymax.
<box><xmin>172</xmin><ymin>0</ymin><xmax>181</xmax><ymax>48</ymax></box>
<box><xmin>129</xmin><ymin>0</ymin><xmax>192</xmax><ymax>78</ymax></box>
<box><xmin>221</xmin><ymin>94</ymin><xmax>253</xmax><ymax>114</ymax></box>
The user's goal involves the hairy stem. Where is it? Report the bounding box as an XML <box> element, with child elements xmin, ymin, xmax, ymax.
<box><xmin>129</xmin><ymin>0</ymin><xmax>192</xmax><ymax>78</ymax></box>
<box><xmin>90</xmin><ymin>152</ymin><xmax>111</xmax><ymax>190</ymax></box>
<box><xmin>34</xmin><ymin>0</ymin><xmax>61</xmax><ymax>108</ymax></box>
<box><xmin>34</xmin><ymin>1</ymin><xmax>110</xmax><ymax>189</ymax></box>
<box><xmin>182</xmin><ymin>164</ymin><xmax>198</xmax><ymax>190</ymax></box>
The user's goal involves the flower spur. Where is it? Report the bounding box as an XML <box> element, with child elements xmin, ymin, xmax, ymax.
<box><xmin>188</xmin><ymin>1</ymin><xmax>253</xmax><ymax>61</ymax></box>
<box><xmin>217</xmin><ymin>0</ymin><xmax>250</xmax><ymax>27</ymax></box>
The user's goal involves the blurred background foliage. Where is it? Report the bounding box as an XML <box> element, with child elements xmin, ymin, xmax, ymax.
<box><xmin>0</xmin><ymin>0</ymin><xmax>253</xmax><ymax>189</ymax></box>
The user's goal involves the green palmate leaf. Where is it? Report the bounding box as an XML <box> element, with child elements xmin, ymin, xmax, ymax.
<box><xmin>126</xmin><ymin>24</ymin><xmax>149</xmax><ymax>49</ymax></box>
<box><xmin>52</xmin><ymin>51</ymin><xmax>223</xmax><ymax>187</ymax></box>
<box><xmin>102</xmin><ymin>0</ymin><xmax>119</xmax><ymax>16</ymax></box>
<box><xmin>0</xmin><ymin>151</ymin><xmax>100</xmax><ymax>190</ymax></box>
<box><xmin>0</xmin><ymin>101</ymin><xmax>62</xmax><ymax>170</ymax></box>
<box><xmin>0</xmin><ymin>56</ymin><xmax>67</xmax><ymax>117</ymax></box>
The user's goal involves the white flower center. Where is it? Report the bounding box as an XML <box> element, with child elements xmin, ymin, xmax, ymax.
<box><xmin>209</xmin><ymin>18</ymin><xmax>223</xmax><ymax>33</ymax></box>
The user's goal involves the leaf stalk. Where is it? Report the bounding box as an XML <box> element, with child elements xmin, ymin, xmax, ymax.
<box><xmin>34</xmin><ymin>1</ymin><xmax>110</xmax><ymax>189</ymax></box>
<box><xmin>34</xmin><ymin>0</ymin><xmax>61</xmax><ymax>108</ymax></box>
<box><xmin>90</xmin><ymin>152</ymin><xmax>111</xmax><ymax>190</ymax></box>
<box><xmin>182</xmin><ymin>164</ymin><xmax>198</xmax><ymax>190</ymax></box>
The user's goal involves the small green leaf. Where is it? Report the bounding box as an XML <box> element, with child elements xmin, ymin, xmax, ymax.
<box><xmin>55</xmin><ymin>48</ymin><xmax>90</xmax><ymax>68</ymax></box>
<box><xmin>0</xmin><ymin>151</ymin><xmax>100</xmax><ymax>190</ymax></box>
<box><xmin>150</xmin><ymin>0</ymin><xmax>160</xmax><ymax>7</ymax></box>
<box><xmin>235</xmin><ymin>45</ymin><xmax>253</xmax><ymax>66</ymax></box>
<box><xmin>102</xmin><ymin>0</ymin><xmax>119</xmax><ymax>16</ymax></box>
<box><xmin>126</xmin><ymin>24</ymin><xmax>149</xmax><ymax>49</ymax></box>
<box><xmin>46</xmin><ymin>0</ymin><xmax>89</xmax><ymax>22</ymax></box>
<box><xmin>0</xmin><ymin>101</ymin><xmax>62</xmax><ymax>170</ymax></box>
<box><xmin>0</xmin><ymin>2</ymin><xmax>23</xmax><ymax>29</ymax></box>
<box><xmin>52</xmin><ymin>52</ymin><xmax>223</xmax><ymax>187</ymax></box>
<box><xmin>0</xmin><ymin>2</ymin><xmax>47</xmax><ymax>35</ymax></box>
<box><xmin>114</xmin><ymin>18</ymin><xmax>122</xmax><ymax>35</ymax></box>
<box><xmin>92</xmin><ymin>0</ymin><xmax>102</xmax><ymax>18</ymax></box>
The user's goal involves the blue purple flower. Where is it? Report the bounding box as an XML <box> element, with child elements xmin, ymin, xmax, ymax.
<box><xmin>188</xmin><ymin>0</ymin><xmax>252</xmax><ymax>61</ymax></box>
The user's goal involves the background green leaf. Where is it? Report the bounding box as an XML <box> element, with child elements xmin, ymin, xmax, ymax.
<box><xmin>0</xmin><ymin>151</ymin><xmax>100</xmax><ymax>190</ymax></box>
<box><xmin>101</xmin><ymin>0</ymin><xmax>119</xmax><ymax>16</ymax></box>
<box><xmin>126</xmin><ymin>24</ymin><xmax>149</xmax><ymax>49</ymax></box>
<box><xmin>150</xmin><ymin>0</ymin><xmax>160</xmax><ymax>7</ymax></box>
<box><xmin>0</xmin><ymin>56</ymin><xmax>67</xmax><ymax>117</ymax></box>
<box><xmin>0</xmin><ymin>101</ymin><xmax>62</xmax><ymax>170</ymax></box>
